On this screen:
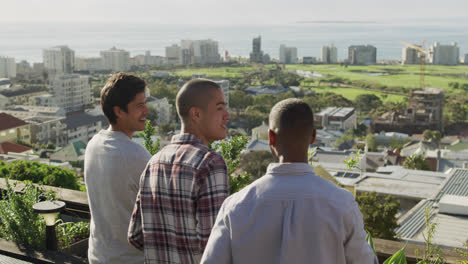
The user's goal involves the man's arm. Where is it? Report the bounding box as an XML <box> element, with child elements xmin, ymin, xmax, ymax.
<box><xmin>343</xmin><ymin>201</ymin><xmax>379</xmax><ymax>264</ymax></box>
<box><xmin>196</xmin><ymin>153</ymin><xmax>230</xmax><ymax>251</ymax></box>
<box><xmin>128</xmin><ymin>190</ymin><xmax>144</xmax><ymax>251</ymax></box>
<box><xmin>200</xmin><ymin>203</ymin><xmax>233</xmax><ymax>264</ymax></box>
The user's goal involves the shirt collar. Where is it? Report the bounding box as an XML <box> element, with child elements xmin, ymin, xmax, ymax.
<box><xmin>266</xmin><ymin>162</ymin><xmax>315</xmax><ymax>177</ymax></box>
<box><xmin>171</xmin><ymin>133</ymin><xmax>205</xmax><ymax>145</ymax></box>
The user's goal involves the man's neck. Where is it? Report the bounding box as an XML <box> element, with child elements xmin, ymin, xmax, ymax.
<box><xmin>110</xmin><ymin>124</ymin><xmax>133</xmax><ymax>139</ymax></box>
<box><xmin>181</xmin><ymin>124</ymin><xmax>208</xmax><ymax>145</ymax></box>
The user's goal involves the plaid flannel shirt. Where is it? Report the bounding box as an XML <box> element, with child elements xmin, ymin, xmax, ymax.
<box><xmin>128</xmin><ymin>133</ymin><xmax>229</xmax><ymax>264</ymax></box>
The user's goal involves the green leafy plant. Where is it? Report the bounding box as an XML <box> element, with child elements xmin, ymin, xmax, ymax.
<box><xmin>56</xmin><ymin>220</ymin><xmax>90</xmax><ymax>249</ymax></box>
<box><xmin>414</xmin><ymin>207</ymin><xmax>445</xmax><ymax>264</ymax></box>
<box><xmin>356</xmin><ymin>192</ymin><xmax>400</xmax><ymax>240</ymax></box>
<box><xmin>211</xmin><ymin>135</ymin><xmax>251</xmax><ymax>194</ymax></box>
<box><xmin>139</xmin><ymin>120</ymin><xmax>161</xmax><ymax>155</ymax></box>
<box><xmin>383</xmin><ymin>245</ymin><xmax>408</xmax><ymax>264</ymax></box>
<box><xmin>0</xmin><ymin>179</ymin><xmax>54</xmax><ymax>248</ymax></box>
<box><xmin>0</xmin><ymin>160</ymin><xmax>80</xmax><ymax>190</ymax></box>
<box><xmin>403</xmin><ymin>153</ymin><xmax>431</xmax><ymax>171</ymax></box>
<box><xmin>0</xmin><ymin>179</ymin><xmax>90</xmax><ymax>249</ymax></box>
<box><xmin>455</xmin><ymin>242</ymin><xmax>468</xmax><ymax>264</ymax></box>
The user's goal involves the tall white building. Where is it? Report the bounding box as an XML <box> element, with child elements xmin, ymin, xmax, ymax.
<box><xmin>348</xmin><ymin>45</ymin><xmax>377</xmax><ymax>65</ymax></box>
<box><xmin>75</xmin><ymin>57</ymin><xmax>103</xmax><ymax>72</ymax></box>
<box><xmin>402</xmin><ymin>46</ymin><xmax>421</xmax><ymax>65</ymax></box>
<box><xmin>43</xmin><ymin>45</ymin><xmax>75</xmax><ymax>74</ymax></box>
<box><xmin>165</xmin><ymin>44</ymin><xmax>181</xmax><ymax>65</ymax></box>
<box><xmin>321</xmin><ymin>44</ymin><xmax>337</xmax><ymax>64</ymax></box>
<box><xmin>430</xmin><ymin>42</ymin><xmax>459</xmax><ymax>65</ymax></box>
<box><xmin>100</xmin><ymin>47</ymin><xmax>130</xmax><ymax>72</ymax></box>
<box><xmin>0</xmin><ymin>57</ymin><xmax>16</xmax><ymax>78</ymax></box>
<box><xmin>177</xmin><ymin>39</ymin><xmax>220</xmax><ymax>65</ymax></box>
<box><xmin>38</xmin><ymin>74</ymin><xmax>93</xmax><ymax>114</ymax></box>
<box><xmin>279</xmin><ymin>45</ymin><xmax>298</xmax><ymax>64</ymax></box>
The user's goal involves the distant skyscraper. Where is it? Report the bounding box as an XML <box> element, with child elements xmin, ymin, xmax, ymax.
<box><xmin>177</xmin><ymin>39</ymin><xmax>220</xmax><ymax>65</ymax></box>
<box><xmin>348</xmin><ymin>45</ymin><xmax>377</xmax><ymax>65</ymax></box>
<box><xmin>465</xmin><ymin>54</ymin><xmax>468</xmax><ymax>65</ymax></box>
<box><xmin>321</xmin><ymin>44</ymin><xmax>337</xmax><ymax>64</ymax></box>
<box><xmin>0</xmin><ymin>57</ymin><xmax>16</xmax><ymax>78</ymax></box>
<box><xmin>165</xmin><ymin>44</ymin><xmax>181</xmax><ymax>65</ymax></box>
<box><xmin>402</xmin><ymin>46</ymin><xmax>421</xmax><ymax>65</ymax></box>
<box><xmin>279</xmin><ymin>45</ymin><xmax>298</xmax><ymax>64</ymax></box>
<box><xmin>250</xmin><ymin>36</ymin><xmax>265</xmax><ymax>63</ymax></box>
<box><xmin>100</xmin><ymin>47</ymin><xmax>130</xmax><ymax>72</ymax></box>
<box><xmin>41</xmin><ymin>74</ymin><xmax>93</xmax><ymax>114</ymax></box>
<box><xmin>43</xmin><ymin>45</ymin><xmax>75</xmax><ymax>74</ymax></box>
<box><xmin>429</xmin><ymin>42</ymin><xmax>459</xmax><ymax>65</ymax></box>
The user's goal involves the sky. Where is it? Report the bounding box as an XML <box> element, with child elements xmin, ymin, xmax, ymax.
<box><xmin>3</xmin><ymin>0</ymin><xmax>468</xmax><ymax>25</ymax></box>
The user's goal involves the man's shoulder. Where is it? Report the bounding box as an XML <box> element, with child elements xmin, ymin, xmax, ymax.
<box><xmin>154</xmin><ymin>142</ymin><xmax>224</xmax><ymax>170</ymax></box>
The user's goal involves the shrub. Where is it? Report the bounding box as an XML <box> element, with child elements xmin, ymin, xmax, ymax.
<box><xmin>0</xmin><ymin>161</ymin><xmax>80</xmax><ymax>190</ymax></box>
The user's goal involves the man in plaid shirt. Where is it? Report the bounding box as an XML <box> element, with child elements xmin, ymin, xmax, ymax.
<box><xmin>128</xmin><ymin>79</ymin><xmax>230</xmax><ymax>263</ymax></box>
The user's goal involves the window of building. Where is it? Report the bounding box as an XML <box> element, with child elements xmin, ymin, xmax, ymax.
<box><xmin>0</xmin><ymin>132</ymin><xmax>6</xmax><ymax>136</ymax></box>
<box><xmin>9</xmin><ymin>129</ymin><xmax>15</xmax><ymax>134</ymax></box>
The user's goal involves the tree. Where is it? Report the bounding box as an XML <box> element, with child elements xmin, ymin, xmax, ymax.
<box><xmin>211</xmin><ymin>135</ymin><xmax>251</xmax><ymax>193</ymax></box>
<box><xmin>354</xmin><ymin>94</ymin><xmax>383</xmax><ymax>112</ymax></box>
<box><xmin>403</xmin><ymin>153</ymin><xmax>431</xmax><ymax>171</ymax></box>
<box><xmin>423</xmin><ymin>129</ymin><xmax>441</xmax><ymax>144</ymax></box>
<box><xmin>229</xmin><ymin>90</ymin><xmax>253</xmax><ymax>115</ymax></box>
<box><xmin>139</xmin><ymin>120</ymin><xmax>161</xmax><ymax>155</ymax></box>
<box><xmin>239</xmin><ymin>151</ymin><xmax>275</xmax><ymax>180</ymax></box>
<box><xmin>355</xmin><ymin>192</ymin><xmax>400</xmax><ymax>240</ymax></box>
<box><xmin>448</xmin><ymin>102</ymin><xmax>467</xmax><ymax>122</ymax></box>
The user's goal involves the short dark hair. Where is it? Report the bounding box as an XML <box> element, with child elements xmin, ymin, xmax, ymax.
<box><xmin>176</xmin><ymin>78</ymin><xmax>221</xmax><ymax>122</ymax></box>
<box><xmin>100</xmin><ymin>72</ymin><xmax>146</xmax><ymax>124</ymax></box>
<box><xmin>269</xmin><ymin>98</ymin><xmax>314</xmax><ymax>142</ymax></box>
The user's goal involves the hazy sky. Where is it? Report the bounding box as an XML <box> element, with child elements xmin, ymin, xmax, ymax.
<box><xmin>3</xmin><ymin>0</ymin><xmax>468</xmax><ymax>24</ymax></box>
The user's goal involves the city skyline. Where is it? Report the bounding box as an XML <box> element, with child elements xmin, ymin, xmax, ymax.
<box><xmin>3</xmin><ymin>0</ymin><xmax>468</xmax><ymax>24</ymax></box>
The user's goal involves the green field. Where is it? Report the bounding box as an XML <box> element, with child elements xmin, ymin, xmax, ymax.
<box><xmin>150</xmin><ymin>64</ymin><xmax>468</xmax><ymax>102</ymax></box>
<box><xmin>287</xmin><ymin>64</ymin><xmax>468</xmax><ymax>93</ymax></box>
<box><xmin>308</xmin><ymin>86</ymin><xmax>407</xmax><ymax>102</ymax></box>
<box><xmin>173</xmin><ymin>66</ymin><xmax>253</xmax><ymax>78</ymax></box>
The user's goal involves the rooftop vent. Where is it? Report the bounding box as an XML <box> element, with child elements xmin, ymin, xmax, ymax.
<box><xmin>439</xmin><ymin>195</ymin><xmax>468</xmax><ymax>216</ymax></box>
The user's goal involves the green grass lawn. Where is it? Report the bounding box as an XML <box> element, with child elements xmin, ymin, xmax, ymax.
<box><xmin>172</xmin><ymin>66</ymin><xmax>254</xmax><ymax>78</ymax></box>
<box><xmin>307</xmin><ymin>86</ymin><xmax>407</xmax><ymax>102</ymax></box>
<box><xmin>287</xmin><ymin>64</ymin><xmax>468</xmax><ymax>93</ymax></box>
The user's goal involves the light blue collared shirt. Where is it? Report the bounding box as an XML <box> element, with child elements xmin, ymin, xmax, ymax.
<box><xmin>201</xmin><ymin>162</ymin><xmax>378</xmax><ymax>264</ymax></box>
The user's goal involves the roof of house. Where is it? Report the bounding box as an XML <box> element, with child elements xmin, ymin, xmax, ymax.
<box><xmin>63</xmin><ymin>112</ymin><xmax>108</xmax><ymax>130</ymax></box>
<box><xmin>0</xmin><ymin>113</ymin><xmax>28</xmax><ymax>131</ymax></box>
<box><xmin>245</xmin><ymin>139</ymin><xmax>270</xmax><ymax>153</ymax></box>
<box><xmin>0</xmin><ymin>141</ymin><xmax>32</xmax><ymax>154</ymax></box>
<box><xmin>49</xmin><ymin>141</ymin><xmax>86</xmax><ymax>162</ymax></box>
<box><xmin>316</xmin><ymin>107</ymin><xmax>355</xmax><ymax>118</ymax></box>
<box><xmin>396</xmin><ymin>168</ymin><xmax>468</xmax><ymax>248</ymax></box>
<box><xmin>400</xmin><ymin>140</ymin><xmax>438</xmax><ymax>157</ymax></box>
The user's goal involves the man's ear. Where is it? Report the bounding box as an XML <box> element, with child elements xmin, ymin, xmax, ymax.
<box><xmin>268</xmin><ymin>129</ymin><xmax>276</xmax><ymax>146</ymax></box>
<box><xmin>113</xmin><ymin>106</ymin><xmax>123</xmax><ymax>120</ymax></box>
<box><xmin>189</xmin><ymin>107</ymin><xmax>202</xmax><ymax>123</ymax></box>
<box><xmin>310</xmin><ymin>128</ymin><xmax>316</xmax><ymax>145</ymax></box>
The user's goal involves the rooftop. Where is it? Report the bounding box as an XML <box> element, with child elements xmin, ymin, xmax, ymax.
<box><xmin>396</xmin><ymin>168</ymin><xmax>468</xmax><ymax>248</ymax></box>
<box><xmin>63</xmin><ymin>112</ymin><xmax>108</xmax><ymax>130</ymax></box>
<box><xmin>317</xmin><ymin>107</ymin><xmax>355</xmax><ymax>118</ymax></box>
<box><xmin>0</xmin><ymin>113</ymin><xmax>28</xmax><ymax>131</ymax></box>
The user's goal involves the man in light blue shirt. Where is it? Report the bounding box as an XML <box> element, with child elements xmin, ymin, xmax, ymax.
<box><xmin>201</xmin><ymin>98</ymin><xmax>378</xmax><ymax>264</ymax></box>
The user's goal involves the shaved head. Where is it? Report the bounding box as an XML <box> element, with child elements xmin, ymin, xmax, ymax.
<box><xmin>269</xmin><ymin>98</ymin><xmax>314</xmax><ymax>145</ymax></box>
<box><xmin>176</xmin><ymin>79</ymin><xmax>221</xmax><ymax>123</ymax></box>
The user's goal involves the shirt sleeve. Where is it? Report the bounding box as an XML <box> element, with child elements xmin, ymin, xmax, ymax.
<box><xmin>343</xmin><ymin>201</ymin><xmax>379</xmax><ymax>264</ymax></box>
<box><xmin>128</xmin><ymin>189</ymin><xmax>144</xmax><ymax>251</ymax></box>
<box><xmin>200</xmin><ymin>202</ymin><xmax>233</xmax><ymax>264</ymax></box>
<box><xmin>196</xmin><ymin>153</ymin><xmax>230</xmax><ymax>251</ymax></box>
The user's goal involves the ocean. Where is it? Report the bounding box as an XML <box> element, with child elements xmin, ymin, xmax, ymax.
<box><xmin>1</xmin><ymin>20</ymin><xmax>468</xmax><ymax>63</ymax></box>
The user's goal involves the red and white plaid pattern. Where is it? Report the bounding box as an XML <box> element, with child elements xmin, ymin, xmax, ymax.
<box><xmin>128</xmin><ymin>134</ymin><xmax>229</xmax><ymax>264</ymax></box>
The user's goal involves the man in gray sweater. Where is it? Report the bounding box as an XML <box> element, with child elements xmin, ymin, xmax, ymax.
<box><xmin>85</xmin><ymin>73</ymin><xmax>152</xmax><ymax>264</ymax></box>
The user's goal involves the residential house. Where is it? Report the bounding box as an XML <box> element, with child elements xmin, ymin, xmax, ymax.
<box><xmin>0</xmin><ymin>113</ymin><xmax>31</xmax><ymax>144</ymax></box>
